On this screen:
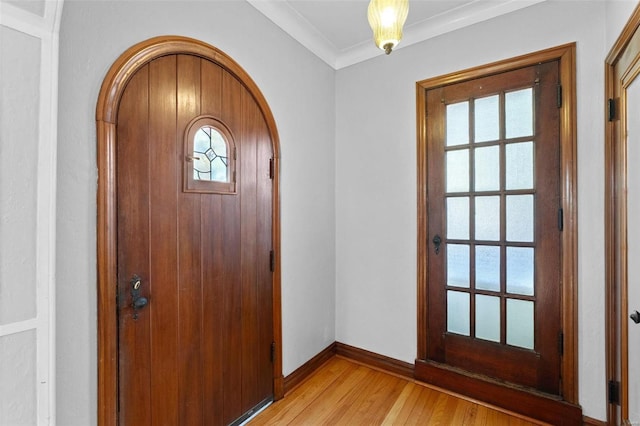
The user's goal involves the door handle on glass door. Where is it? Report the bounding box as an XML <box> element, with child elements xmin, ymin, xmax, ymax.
<box><xmin>631</xmin><ymin>311</ymin><xmax>640</xmax><ymax>324</ymax></box>
<box><xmin>433</xmin><ymin>235</ymin><xmax>442</xmax><ymax>255</ymax></box>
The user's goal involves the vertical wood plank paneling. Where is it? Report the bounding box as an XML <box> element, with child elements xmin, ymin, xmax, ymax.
<box><xmin>199</xmin><ymin>58</ymin><xmax>224</xmax><ymax>425</ymax></box>
<box><xmin>116</xmin><ymin>65</ymin><xmax>151</xmax><ymax>425</ymax></box>
<box><xmin>221</xmin><ymin>71</ymin><xmax>244</xmax><ymax>424</ymax></box>
<box><xmin>256</xmin><ymin>109</ymin><xmax>275</xmax><ymax>399</ymax></box>
<box><xmin>100</xmin><ymin>38</ymin><xmax>282</xmax><ymax>426</ymax></box>
<box><xmin>148</xmin><ymin>55</ymin><xmax>179</xmax><ymax>425</ymax></box>
<box><xmin>241</xmin><ymin>87</ymin><xmax>260</xmax><ymax>410</ymax></box>
<box><xmin>200</xmin><ymin>60</ymin><xmax>223</xmax><ymax>117</ymax></box>
<box><xmin>176</xmin><ymin>54</ymin><xmax>203</xmax><ymax>425</ymax></box>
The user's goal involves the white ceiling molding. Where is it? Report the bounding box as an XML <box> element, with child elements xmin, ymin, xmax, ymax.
<box><xmin>247</xmin><ymin>0</ymin><xmax>339</xmax><ymax>67</ymax></box>
<box><xmin>248</xmin><ymin>0</ymin><xmax>547</xmax><ymax>70</ymax></box>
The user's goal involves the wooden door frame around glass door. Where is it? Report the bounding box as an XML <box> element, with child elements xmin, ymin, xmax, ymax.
<box><xmin>416</xmin><ymin>43</ymin><xmax>579</xmax><ymax>424</ymax></box>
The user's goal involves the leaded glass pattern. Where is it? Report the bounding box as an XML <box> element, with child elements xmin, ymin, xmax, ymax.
<box><xmin>193</xmin><ymin>126</ymin><xmax>229</xmax><ymax>182</ymax></box>
<box><xmin>184</xmin><ymin>115</ymin><xmax>237</xmax><ymax>194</ymax></box>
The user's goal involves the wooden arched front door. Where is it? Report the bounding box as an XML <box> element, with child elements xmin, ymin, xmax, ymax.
<box><xmin>96</xmin><ymin>37</ymin><xmax>282</xmax><ymax>426</ymax></box>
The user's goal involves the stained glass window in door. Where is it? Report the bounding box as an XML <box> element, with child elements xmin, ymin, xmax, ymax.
<box><xmin>193</xmin><ymin>126</ymin><xmax>229</xmax><ymax>182</ymax></box>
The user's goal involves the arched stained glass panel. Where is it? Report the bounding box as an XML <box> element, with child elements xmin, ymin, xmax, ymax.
<box><xmin>184</xmin><ymin>115</ymin><xmax>236</xmax><ymax>194</ymax></box>
<box><xmin>193</xmin><ymin>126</ymin><xmax>229</xmax><ymax>182</ymax></box>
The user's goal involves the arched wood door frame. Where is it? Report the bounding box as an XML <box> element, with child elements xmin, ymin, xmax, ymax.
<box><xmin>95</xmin><ymin>36</ymin><xmax>283</xmax><ymax>426</ymax></box>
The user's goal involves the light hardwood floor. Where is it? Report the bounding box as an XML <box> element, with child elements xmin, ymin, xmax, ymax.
<box><xmin>249</xmin><ymin>356</ymin><xmax>548</xmax><ymax>425</ymax></box>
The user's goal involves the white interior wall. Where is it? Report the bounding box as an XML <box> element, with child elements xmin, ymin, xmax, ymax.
<box><xmin>335</xmin><ymin>0</ymin><xmax>608</xmax><ymax>420</ymax></box>
<box><xmin>606</xmin><ymin>0</ymin><xmax>638</xmax><ymax>50</ymax></box>
<box><xmin>51</xmin><ymin>0</ymin><xmax>640</xmax><ymax>424</ymax></box>
<box><xmin>0</xmin><ymin>0</ymin><xmax>60</xmax><ymax>424</ymax></box>
<box><xmin>56</xmin><ymin>1</ymin><xmax>335</xmax><ymax>424</ymax></box>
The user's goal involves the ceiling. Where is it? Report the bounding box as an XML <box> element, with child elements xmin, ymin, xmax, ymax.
<box><xmin>247</xmin><ymin>0</ymin><xmax>546</xmax><ymax>69</ymax></box>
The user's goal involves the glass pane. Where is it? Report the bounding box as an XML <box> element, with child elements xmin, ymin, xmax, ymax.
<box><xmin>476</xmin><ymin>294</ymin><xmax>500</xmax><ymax>342</ymax></box>
<box><xmin>475</xmin><ymin>196</ymin><xmax>500</xmax><ymax>241</ymax></box>
<box><xmin>507</xmin><ymin>247</ymin><xmax>534</xmax><ymax>295</ymax></box>
<box><xmin>507</xmin><ymin>299</ymin><xmax>534</xmax><ymax>349</ymax></box>
<box><xmin>447</xmin><ymin>244</ymin><xmax>469</xmax><ymax>288</ymax></box>
<box><xmin>0</xmin><ymin>330</ymin><xmax>37</xmax><ymax>425</ymax></box>
<box><xmin>505</xmin><ymin>88</ymin><xmax>533</xmax><ymax>138</ymax></box>
<box><xmin>474</xmin><ymin>95</ymin><xmax>499</xmax><ymax>142</ymax></box>
<box><xmin>446</xmin><ymin>101</ymin><xmax>469</xmax><ymax>147</ymax></box>
<box><xmin>193</xmin><ymin>126</ymin><xmax>229</xmax><ymax>182</ymax></box>
<box><xmin>475</xmin><ymin>245</ymin><xmax>500</xmax><ymax>292</ymax></box>
<box><xmin>447</xmin><ymin>197</ymin><xmax>469</xmax><ymax>240</ymax></box>
<box><xmin>447</xmin><ymin>290</ymin><xmax>470</xmax><ymax>336</ymax></box>
<box><xmin>506</xmin><ymin>195</ymin><xmax>534</xmax><ymax>242</ymax></box>
<box><xmin>446</xmin><ymin>149</ymin><xmax>469</xmax><ymax>193</ymax></box>
<box><xmin>506</xmin><ymin>142</ymin><xmax>534</xmax><ymax>190</ymax></box>
<box><xmin>474</xmin><ymin>145</ymin><xmax>500</xmax><ymax>191</ymax></box>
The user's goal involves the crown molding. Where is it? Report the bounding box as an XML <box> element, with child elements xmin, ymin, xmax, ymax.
<box><xmin>247</xmin><ymin>0</ymin><xmax>339</xmax><ymax>67</ymax></box>
<box><xmin>248</xmin><ymin>0</ymin><xmax>547</xmax><ymax>70</ymax></box>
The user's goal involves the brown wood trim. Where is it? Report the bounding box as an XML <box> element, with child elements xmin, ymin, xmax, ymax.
<box><xmin>605</xmin><ymin>5</ymin><xmax>640</xmax><ymax>425</ymax></box>
<box><xmin>417</xmin><ymin>43</ymin><xmax>576</xmax><ymax>91</ymax></box>
<box><xmin>559</xmin><ymin>42</ymin><xmax>579</xmax><ymax>404</ymax></box>
<box><xmin>416</xmin><ymin>43</ymin><xmax>579</xmax><ymax>404</ymax></box>
<box><xmin>604</xmin><ymin>59</ymin><xmax>618</xmax><ymax>426</ymax></box>
<box><xmin>283</xmin><ymin>343</ymin><xmax>336</xmax><ymax>394</ymax></box>
<box><xmin>606</xmin><ymin>3</ymin><xmax>640</xmax><ymax>66</ymax></box>
<box><xmin>96</xmin><ymin>36</ymin><xmax>283</xmax><ymax>425</ymax></box>
<box><xmin>334</xmin><ymin>342</ymin><xmax>415</xmax><ymax>380</ymax></box>
<box><xmin>97</xmin><ymin>120</ymin><xmax>118</xmax><ymax>426</ymax></box>
<box><xmin>415</xmin><ymin>360</ymin><xmax>582</xmax><ymax>425</ymax></box>
<box><xmin>272</xmin><ymin>154</ymin><xmax>283</xmax><ymax>400</ymax></box>
<box><xmin>583</xmin><ymin>416</ymin><xmax>607</xmax><ymax>426</ymax></box>
<box><xmin>416</xmin><ymin>80</ymin><xmax>428</xmax><ymax>361</ymax></box>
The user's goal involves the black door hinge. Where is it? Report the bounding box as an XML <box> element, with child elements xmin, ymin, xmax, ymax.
<box><xmin>558</xmin><ymin>208</ymin><xmax>563</xmax><ymax>232</ymax></box>
<box><xmin>557</xmin><ymin>84</ymin><xmax>563</xmax><ymax>108</ymax></box>
<box><xmin>608</xmin><ymin>98</ymin><xmax>617</xmax><ymax>121</ymax></box>
<box><xmin>270</xmin><ymin>250</ymin><xmax>275</xmax><ymax>272</ymax></box>
<box><xmin>558</xmin><ymin>332</ymin><xmax>564</xmax><ymax>355</ymax></box>
<box><xmin>269</xmin><ymin>158</ymin><xmax>274</xmax><ymax>179</ymax></box>
<box><xmin>270</xmin><ymin>341</ymin><xmax>276</xmax><ymax>363</ymax></box>
<box><xmin>609</xmin><ymin>380</ymin><xmax>620</xmax><ymax>405</ymax></box>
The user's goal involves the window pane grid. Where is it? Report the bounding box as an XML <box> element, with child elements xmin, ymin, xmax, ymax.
<box><xmin>444</xmin><ymin>88</ymin><xmax>537</xmax><ymax>349</ymax></box>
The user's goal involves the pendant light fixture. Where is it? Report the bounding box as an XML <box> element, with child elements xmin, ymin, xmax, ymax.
<box><xmin>367</xmin><ymin>0</ymin><xmax>409</xmax><ymax>55</ymax></box>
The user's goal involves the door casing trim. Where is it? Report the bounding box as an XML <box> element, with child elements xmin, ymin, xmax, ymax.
<box><xmin>415</xmin><ymin>43</ymin><xmax>578</xmax><ymax>410</ymax></box>
<box><xmin>95</xmin><ymin>35</ymin><xmax>283</xmax><ymax>426</ymax></box>
<box><xmin>605</xmin><ymin>4</ymin><xmax>640</xmax><ymax>424</ymax></box>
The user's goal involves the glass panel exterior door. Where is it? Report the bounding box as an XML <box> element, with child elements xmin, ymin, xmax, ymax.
<box><xmin>426</xmin><ymin>61</ymin><xmax>562</xmax><ymax>394</ymax></box>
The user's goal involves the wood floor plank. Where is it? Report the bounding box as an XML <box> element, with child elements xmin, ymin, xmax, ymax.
<box><xmin>285</xmin><ymin>365</ymin><xmax>371</xmax><ymax>424</ymax></box>
<box><xmin>249</xmin><ymin>358</ymin><xmax>353</xmax><ymax>425</ymax></box>
<box><xmin>248</xmin><ymin>356</ymin><xmax>543</xmax><ymax>425</ymax></box>
<box><xmin>405</xmin><ymin>386</ymin><xmax>440</xmax><ymax>425</ymax></box>
<box><xmin>399</xmin><ymin>383</ymin><xmax>430</xmax><ymax>424</ymax></box>
<box><xmin>380</xmin><ymin>383</ymin><xmax>416</xmax><ymax>425</ymax></box>
<box><xmin>325</xmin><ymin>370</ymin><xmax>406</xmax><ymax>424</ymax></box>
